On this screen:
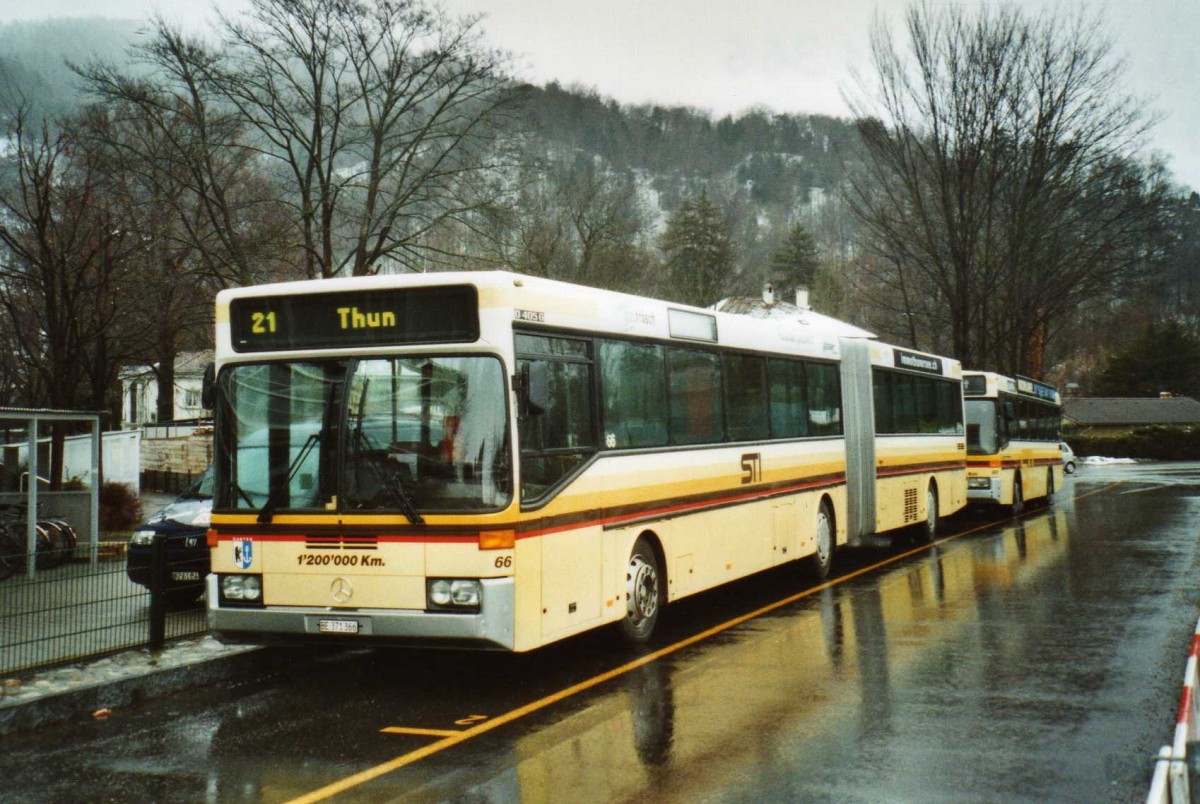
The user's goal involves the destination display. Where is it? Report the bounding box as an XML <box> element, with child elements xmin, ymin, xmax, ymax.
<box><xmin>893</xmin><ymin>348</ymin><xmax>943</xmax><ymax>376</ymax></box>
<box><xmin>1016</xmin><ymin>376</ymin><xmax>1058</xmax><ymax>402</ymax></box>
<box><xmin>229</xmin><ymin>285</ymin><xmax>478</xmax><ymax>352</ymax></box>
<box><xmin>963</xmin><ymin>374</ymin><xmax>988</xmax><ymax>396</ymax></box>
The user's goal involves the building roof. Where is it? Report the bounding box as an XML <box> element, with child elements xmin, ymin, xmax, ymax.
<box><xmin>120</xmin><ymin>350</ymin><xmax>213</xmax><ymax>380</ymax></box>
<box><xmin>175</xmin><ymin>350</ymin><xmax>213</xmax><ymax>374</ymax></box>
<box><xmin>1063</xmin><ymin>396</ymin><xmax>1200</xmax><ymax>426</ymax></box>
<box><xmin>713</xmin><ymin>297</ymin><xmax>876</xmax><ymax>339</ymax></box>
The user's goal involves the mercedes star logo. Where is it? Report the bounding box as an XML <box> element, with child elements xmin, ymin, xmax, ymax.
<box><xmin>330</xmin><ymin>577</ymin><xmax>353</xmax><ymax>603</ymax></box>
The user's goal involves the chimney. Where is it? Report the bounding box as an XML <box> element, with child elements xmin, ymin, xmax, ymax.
<box><xmin>763</xmin><ymin>282</ymin><xmax>775</xmax><ymax>307</ymax></box>
<box><xmin>795</xmin><ymin>285</ymin><xmax>811</xmax><ymax>311</ymax></box>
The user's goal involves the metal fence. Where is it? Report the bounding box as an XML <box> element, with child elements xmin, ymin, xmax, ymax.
<box><xmin>1148</xmin><ymin>616</ymin><xmax>1200</xmax><ymax>803</ymax></box>
<box><xmin>0</xmin><ymin>541</ymin><xmax>206</xmax><ymax>677</ymax></box>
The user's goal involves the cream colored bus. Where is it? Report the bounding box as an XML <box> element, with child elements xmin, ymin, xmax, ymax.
<box><xmin>963</xmin><ymin>371</ymin><xmax>1064</xmax><ymax>510</ymax></box>
<box><xmin>204</xmin><ymin>272</ymin><xmax>965</xmax><ymax>651</ymax></box>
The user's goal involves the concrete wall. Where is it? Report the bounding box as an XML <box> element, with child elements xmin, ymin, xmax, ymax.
<box><xmin>140</xmin><ymin>429</ymin><xmax>212</xmax><ymax>493</ymax></box>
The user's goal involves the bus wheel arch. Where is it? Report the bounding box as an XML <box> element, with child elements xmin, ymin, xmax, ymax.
<box><xmin>810</xmin><ymin>496</ymin><xmax>836</xmax><ymax>580</ymax></box>
<box><xmin>621</xmin><ymin>532</ymin><xmax>665</xmax><ymax>644</ymax></box>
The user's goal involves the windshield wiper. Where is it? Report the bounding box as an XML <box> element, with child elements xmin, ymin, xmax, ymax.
<box><xmin>257</xmin><ymin>432</ymin><xmax>320</xmax><ymax>524</ymax></box>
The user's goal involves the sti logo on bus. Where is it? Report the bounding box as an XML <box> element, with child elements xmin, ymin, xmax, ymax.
<box><xmin>894</xmin><ymin>349</ymin><xmax>943</xmax><ymax>375</ymax></box>
<box><xmin>233</xmin><ymin>539</ymin><xmax>253</xmax><ymax>570</ymax></box>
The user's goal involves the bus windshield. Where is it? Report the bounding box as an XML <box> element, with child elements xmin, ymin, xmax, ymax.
<box><xmin>214</xmin><ymin>356</ymin><xmax>510</xmax><ymax>514</ymax></box>
<box><xmin>965</xmin><ymin>398</ymin><xmax>999</xmax><ymax>455</ymax></box>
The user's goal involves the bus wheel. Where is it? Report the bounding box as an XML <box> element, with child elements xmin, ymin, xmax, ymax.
<box><xmin>1010</xmin><ymin>474</ymin><xmax>1024</xmax><ymax>515</ymax></box>
<box><xmin>810</xmin><ymin>500</ymin><xmax>835</xmax><ymax>580</ymax></box>
<box><xmin>1046</xmin><ymin>468</ymin><xmax>1055</xmax><ymax>502</ymax></box>
<box><xmin>622</xmin><ymin>537</ymin><xmax>662</xmax><ymax>644</ymax></box>
<box><xmin>920</xmin><ymin>485</ymin><xmax>939</xmax><ymax>543</ymax></box>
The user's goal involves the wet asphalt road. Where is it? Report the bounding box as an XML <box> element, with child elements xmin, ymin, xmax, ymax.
<box><xmin>1</xmin><ymin>461</ymin><xmax>1198</xmax><ymax>802</ymax></box>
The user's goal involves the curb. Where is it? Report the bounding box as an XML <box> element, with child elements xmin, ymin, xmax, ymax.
<box><xmin>0</xmin><ymin>645</ymin><xmax>272</xmax><ymax>737</ymax></box>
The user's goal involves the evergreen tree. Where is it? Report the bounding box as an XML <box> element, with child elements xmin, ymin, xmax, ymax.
<box><xmin>660</xmin><ymin>191</ymin><xmax>734</xmax><ymax>306</ymax></box>
<box><xmin>1092</xmin><ymin>322</ymin><xmax>1200</xmax><ymax>397</ymax></box>
<box><xmin>770</xmin><ymin>222</ymin><xmax>819</xmax><ymax>300</ymax></box>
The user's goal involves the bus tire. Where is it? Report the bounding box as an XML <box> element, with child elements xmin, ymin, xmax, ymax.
<box><xmin>1046</xmin><ymin>468</ymin><xmax>1055</xmax><ymax>502</ymax></box>
<box><xmin>919</xmin><ymin>484</ymin><xmax>939</xmax><ymax>544</ymax></box>
<box><xmin>810</xmin><ymin>499</ymin><xmax>835</xmax><ymax>580</ymax></box>
<box><xmin>622</xmin><ymin>537</ymin><xmax>662</xmax><ymax>644</ymax></box>
<box><xmin>1010</xmin><ymin>474</ymin><xmax>1024</xmax><ymax>515</ymax></box>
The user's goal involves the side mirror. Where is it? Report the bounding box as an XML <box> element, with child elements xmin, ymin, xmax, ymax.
<box><xmin>201</xmin><ymin>363</ymin><xmax>216</xmax><ymax>409</ymax></box>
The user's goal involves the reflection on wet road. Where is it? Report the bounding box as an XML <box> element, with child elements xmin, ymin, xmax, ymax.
<box><xmin>2</xmin><ymin>463</ymin><xmax>1199</xmax><ymax>802</ymax></box>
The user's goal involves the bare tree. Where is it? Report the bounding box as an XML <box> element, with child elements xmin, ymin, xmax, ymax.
<box><xmin>0</xmin><ymin>107</ymin><xmax>148</xmax><ymax>481</ymax></box>
<box><xmin>79</xmin><ymin>18</ymin><xmax>311</xmax><ymax>288</ymax></box>
<box><xmin>846</xmin><ymin>2</ymin><xmax>1170</xmax><ymax>376</ymax></box>
<box><xmin>468</xmin><ymin>155</ymin><xmax>654</xmax><ymax>293</ymax></box>
<box><xmin>207</xmin><ymin>0</ymin><xmax>515</xmax><ymax>277</ymax></box>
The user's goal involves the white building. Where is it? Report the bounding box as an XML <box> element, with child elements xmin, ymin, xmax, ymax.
<box><xmin>120</xmin><ymin>350</ymin><xmax>213</xmax><ymax>427</ymax></box>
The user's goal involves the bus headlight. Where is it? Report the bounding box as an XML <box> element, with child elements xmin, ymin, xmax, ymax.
<box><xmin>220</xmin><ymin>574</ymin><xmax>264</xmax><ymax>606</ymax></box>
<box><xmin>427</xmin><ymin>579</ymin><xmax>481</xmax><ymax>611</ymax></box>
<box><xmin>967</xmin><ymin>477</ymin><xmax>992</xmax><ymax>490</ymax></box>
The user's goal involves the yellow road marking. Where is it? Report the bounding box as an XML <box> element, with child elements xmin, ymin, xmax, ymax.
<box><xmin>288</xmin><ymin>482</ymin><xmax>1121</xmax><ymax>804</ymax></box>
<box><xmin>455</xmin><ymin>715</ymin><xmax>488</xmax><ymax>726</ymax></box>
<box><xmin>380</xmin><ymin>727</ymin><xmax>462</xmax><ymax>738</ymax></box>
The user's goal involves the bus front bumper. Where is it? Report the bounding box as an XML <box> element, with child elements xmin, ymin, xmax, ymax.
<box><xmin>206</xmin><ymin>575</ymin><xmax>516</xmax><ymax>650</ymax></box>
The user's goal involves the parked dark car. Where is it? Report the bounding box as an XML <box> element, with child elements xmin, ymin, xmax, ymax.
<box><xmin>127</xmin><ymin>468</ymin><xmax>212</xmax><ymax>605</ymax></box>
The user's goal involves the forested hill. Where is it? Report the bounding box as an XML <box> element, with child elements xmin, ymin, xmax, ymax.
<box><xmin>0</xmin><ymin>18</ymin><xmax>859</xmax><ymax>237</ymax></box>
<box><xmin>0</xmin><ymin>18</ymin><xmax>143</xmax><ymax>118</ymax></box>
<box><xmin>0</xmin><ymin>13</ymin><xmax>1191</xmax><ymax>416</ymax></box>
<box><xmin>0</xmin><ymin>16</ymin><xmax>862</xmax><ymax>294</ymax></box>
<box><xmin>516</xmin><ymin>82</ymin><xmax>862</xmax><ymax>207</ymax></box>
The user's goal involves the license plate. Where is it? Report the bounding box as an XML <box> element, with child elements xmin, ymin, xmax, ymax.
<box><xmin>171</xmin><ymin>571</ymin><xmax>201</xmax><ymax>581</ymax></box>
<box><xmin>318</xmin><ymin>619</ymin><xmax>359</xmax><ymax>634</ymax></box>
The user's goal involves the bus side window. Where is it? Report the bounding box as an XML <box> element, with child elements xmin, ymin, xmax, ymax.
<box><xmin>768</xmin><ymin>358</ymin><xmax>807</xmax><ymax>438</ymax></box>
<box><xmin>515</xmin><ymin>334</ymin><xmax>596</xmax><ymax>502</ymax></box>
<box><xmin>1001</xmin><ymin>399</ymin><xmax>1016</xmax><ymax>443</ymax></box>
<box><xmin>807</xmin><ymin>361</ymin><xmax>843</xmax><ymax>437</ymax></box>
<box><xmin>667</xmin><ymin>347</ymin><xmax>724</xmax><ymax>445</ymax></box>
<box><xmin>600</xmin><ymin>340</ymin><xmax>668</xmax><ymax>448</ymax></box>
<box><xmin>873</xmin><ymin>369</ymin><xmax>893</xmax><ymax>434</ymax></box>
<box><xmin>724</xmin><ymin>354</ymin><xmax>768</xmax><ymax>442</ymax></box>
<box><xmin>939</xmin><ymin>379</ymin><xmax>965</xmax><ymax>435</ymax></box>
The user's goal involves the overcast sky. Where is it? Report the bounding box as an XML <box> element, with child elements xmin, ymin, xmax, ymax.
<box><xmin>3</xmin><ymin>0</ymin><xmax>1197</xmax><ymax>190</ymax></box>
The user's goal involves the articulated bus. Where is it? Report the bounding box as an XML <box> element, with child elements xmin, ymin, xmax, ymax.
<box><xmin>205</xmin><ymin>271</ymin><xmax>966</xmax><ymax>651</ymax></box>
<box><xmin>963</xmin><ymin>371</ymin><xmax>1063</xmax><ymax>510</ymax></box>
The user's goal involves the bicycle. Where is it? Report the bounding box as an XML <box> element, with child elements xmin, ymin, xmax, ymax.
<box><xmin>0</xmin><ymin>517</ymin><xmax>24</xmax><ymax>581</ymax></box>
<box><xmin>41</xmin><ymin>518</ymin><xmax>78</xmax><ymax>564</ymax></box>
<box><xmin>0</xmin><ymin>505</ymin><xmax>75</xmax><ymax>578</ymax></box>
